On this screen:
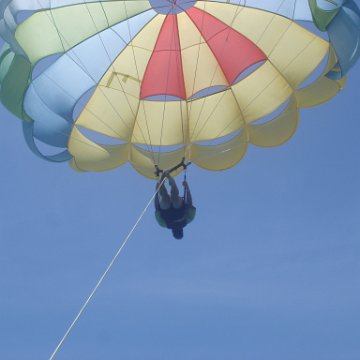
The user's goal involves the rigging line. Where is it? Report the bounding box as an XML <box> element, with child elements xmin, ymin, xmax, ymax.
<box><xmin>189</xmin><ymin>136</ymin><xmax>248</xmax><ymax>165</ymax></box>
<box><xmin>47</xmin><ymin>0</ymin><xmax>66</xmax><ymax>54</ymax></box>
<box><xmin>173</xmin><ymin>14</ymin><xmax>188</xmax><ymax>158</ymax></box>
<box><xmin>185</xmin><ymin>2</ymin><xmax>206</xmax><ymax>118</ymax></box>
<box><xmin>156</xmin><ymin>2</ymin><xmax>203</xmax><ymax>156</ymax></box>
<box><xmin>157</xmin><ymin>24</ymin><xmax>172</xmax><ymax>165</ymax></box>
<box><xmin>198</xmin><ymin>107</ymin><xmax>245</xmax><ymax>146</ymax></box>
<box><xmin>191</xmin><ymin>90</ymin><xmax>228</xmax><ymax>141</ymax></box>
<box><xmin>48</xmin><ymin>177</ymin><xmax>166</xmax><ymax>360</ymax></box>
<box><xmin>156</xmin><ymin>15</ymin><xmax>181</xmax><ymax>166</ymax></box>
<box><xmin>123</xmin><ymin>2</ymin><xmax>157</xmax><ymax>164</ymax></box>
<box><xmin>187</xmin><ymin>88</ymin><xmax>247</xmax><ymax>151</ymax></box>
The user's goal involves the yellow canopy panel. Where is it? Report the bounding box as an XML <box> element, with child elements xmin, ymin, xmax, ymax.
<box><xmin>62</xmin><ymin>2</ymin><xmax>341</xmax><ymax>177</ymax></box>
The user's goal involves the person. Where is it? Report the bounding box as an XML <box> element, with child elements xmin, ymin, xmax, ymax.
<box><xmin>155</xmin><ymin>171</ymin><xmax>196</xmax><ymax>239</ymax></box>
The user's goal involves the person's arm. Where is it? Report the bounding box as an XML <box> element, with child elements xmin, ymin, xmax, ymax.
<box><xmin>183</xmin><ymin>180</ymin><xmax>193</xmax><ymax>206</ymax></box>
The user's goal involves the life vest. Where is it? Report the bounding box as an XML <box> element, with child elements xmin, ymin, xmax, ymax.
<box><xmin>158</xmin><ymin>205</ymin><xmax>189</xmax><ymax>229</ymax></box>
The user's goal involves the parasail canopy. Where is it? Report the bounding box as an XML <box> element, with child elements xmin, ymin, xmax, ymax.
<box><xmin>0</xmin><ymin>0</ymin><xmax>359</xmax><ymax>178</ymax></box>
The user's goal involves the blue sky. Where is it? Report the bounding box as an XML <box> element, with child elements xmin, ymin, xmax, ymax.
<box><xmin>1</xmin><ymin>41</ymin><xmax>360</xmax><ymax>360</ymax></box>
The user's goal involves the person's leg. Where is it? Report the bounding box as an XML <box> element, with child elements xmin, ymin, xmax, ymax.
<box><xmin>157</xmin><ymin>176</ymin><xmax>171</xmax><ymax>210</ymax></box>
<box><xmin>167</xmin><ymin>173</ymin><xmax>183</xmax><ymax>209</ymax></box>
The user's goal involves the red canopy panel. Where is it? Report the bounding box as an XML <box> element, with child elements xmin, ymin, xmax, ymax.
<box><xmin>186</xmin><ymin>7</ymin><xmax>266</xmax><ymax>85</ymax></box>
<box><xmin>141</xmin><ymin>15</ymin><xmax>186</xmax><ymax>100</ymax></box>
<box><xmin>140</xmin><ymin>8</ymin><xmax>267</xmax><ymax>100</ymax></box>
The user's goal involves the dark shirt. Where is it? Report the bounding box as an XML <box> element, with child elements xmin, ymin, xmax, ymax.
<box><xmin>155</xmin><ymin>205</ymin><xmax>196</xmax><ymax>229</ymax></box>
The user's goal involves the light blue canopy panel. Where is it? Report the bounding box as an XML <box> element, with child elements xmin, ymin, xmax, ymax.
<box><xmin>315</xmin><ymin>0</ymin><xmax>345</xmax><ymax>11</ymax></box>
<box><xmin>327</xmin><ymin>0</ymin><xmax>360</xmax><ymax>78</ymax></box>
<box><xmin>22</xmin><ymin>9</ymin><xmax>156</xmax><ymax>158</ymax></box>
<box><xmin>206</xmin><ymin>0</ymin><xmax>313</xmax><ymax>21</ymax></box>
<box><xmin>22</xmin><ymin>120</ymin><xmax>72</xmax><ymax>162</ymax></box>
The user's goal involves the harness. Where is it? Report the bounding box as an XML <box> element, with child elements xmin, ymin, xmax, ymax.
<box><xmin>155</xmin><ymin>157</ymin><xmax>192</xmax><ymax>229</ymax></box>
<box><xmin>154</xmin><ymin>157</ymin><xmax>190</xmax><ymax>178</ymax></box>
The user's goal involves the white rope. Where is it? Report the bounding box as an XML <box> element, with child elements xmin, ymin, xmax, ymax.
<box><xmin>48</xmin><ymin>178</ymin><xmax>165</xmax><ymax>360</ymax></box>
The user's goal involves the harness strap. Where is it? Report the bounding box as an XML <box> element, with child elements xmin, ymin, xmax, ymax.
<box><xmin>154</xmin><ymin>157</ymin><xmax>191</xmax><ymax>177</ymax></box>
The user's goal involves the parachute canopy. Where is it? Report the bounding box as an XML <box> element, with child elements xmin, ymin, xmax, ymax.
<box><xmin>0</xmin><ymin>0</ymin><xmax>359</xmax><ymax>178</ymax></box>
